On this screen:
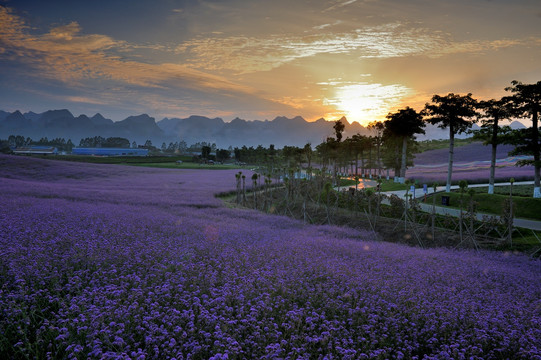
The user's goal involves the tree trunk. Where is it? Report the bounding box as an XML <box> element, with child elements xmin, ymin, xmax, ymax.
<box><xmin>533</xmin><ymin>108</ymin><xmax>540</xmax><ymax>198</ymax></box>
<box><xmin>360</xmin><ymin>150</ymin><xmax>365</xmax><ymax>176</ymax></box>
<box><xmin>489</xmin><ymin>117</ymin><xmax>499</xmax><ymax>194</ymax></box>
<box><xmin>400</xmin><ymin>136</ymin><xmax>407</xmax><ymax>184</ymax></box>
<box><xmin>488</xmin><ymin>143</ymin><xmax>497</xmax><ymax>194</ymax></box>
<box><xmin>446</xmin><ymin>126</ymin><xmax>455</xmax><ymax>193</ymax></box>
<box><xmin>355</xmin><ymin>152</ymin><xmax>358</xmax><ymax>176</ymax></box>
<box><xmin>376</xmin><ymin>142</ymin><xmax>381</xmax><ymax>176</ymax></box>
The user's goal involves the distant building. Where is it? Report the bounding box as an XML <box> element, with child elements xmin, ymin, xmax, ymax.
<box><xmin>13</xmin><ymin>146</ymin><xmax>58</xmax><ymax>155</ymax></box>
<box><xmin>71</xmin><ymin>147</ymin><xmax>149</xmax><ymax>156</ymax></box>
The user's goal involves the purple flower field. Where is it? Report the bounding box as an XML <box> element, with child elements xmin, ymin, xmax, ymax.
<box><xmin>1</xmin><ymin>154</ymin><xmax>540</xmax><ymax>359</ymax></box>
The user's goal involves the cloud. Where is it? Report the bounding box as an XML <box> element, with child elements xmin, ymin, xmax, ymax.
<box><xmin>176</xmin><ymin>22</ymin><xmax>537</xmax><ymax>74</ymax></box>
<box><xmin>323</xmin><ymin>0</ymin><xmax>359</xmax><ymax>12</ymax></box>
<box><xmin>0</xmin><ymin>6</ymin><xmax>254</xmax><ymax>94</ymax></box>
<box><xmin>176</xmin><ymin>23</ymin><xmax>441</xmax><ymax>73</ymax></box>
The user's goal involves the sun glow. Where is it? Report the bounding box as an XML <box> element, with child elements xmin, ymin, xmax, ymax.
<box><xmin>325</xmin><ymin>83</ymin><xmax>413</xmax><ymax>125</ymax></box>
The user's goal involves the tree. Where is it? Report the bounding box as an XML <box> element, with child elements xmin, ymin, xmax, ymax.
<box><xmin>103</xmin><ymin>137</ymin><xmax>130</xmax><ymax>148</ymax></box>
<box><xmin>201</xmin><ymin>145</ymin><xmax>211</xmax><ymax>160</ymax></box>
<box><xmin>333</xmin><ymin>119</ymin><xmax>345</xmax><ymax>142</ymax></box>
<box><xmin>367</xmin><ymin>121</ymin><xmax>385</xmax><ymax>176</ymax></box>
<box><xmin>473</xmin><ymin>97</ymin><xmax>514</xmax><ymax>194</ymax></box>
<box><xmin>505</xmin><ymin>80</ymin><xmax>541</xmax><ymax>197</ymax></box>
<box><xmin>303</xmin><ymin>143</ymin><xmax>313</xmax><ymax>179</ymax></box>
<box><xmin>423</xmin><ymin>93</ymin><xmax>478</xmax><ymax>192</ymax></box>
<box><xmin>216</xmin><ymin>149</ymin><xmax>231</xmax><ymax>163</ymax></box>
<box><xmin>384</xmin><ymin>107</ymin><xmax>425</xmax><ymax>183</ymax></box>
<box><xmin>66</xmin><ymin>139</ymin><xmax>74</xmax><ymax>152</ymax></box>
<box><xmin>344</xmin><ymin>134</ymin><xmax>365</xmax><ymax>176</ymax></box>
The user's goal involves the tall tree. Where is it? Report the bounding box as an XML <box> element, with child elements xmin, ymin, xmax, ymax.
<box><xmin>367</xmin><ymin>121</ymin><xmax>385</xmax><ymax>176</ymax></box>
<box><xmin>505</xmin><ymin>80</ymin><xmax>541</xmax><ymax>197</ymax></box>
<box><xmin>423</xmin><ymin>93</ymin><xmax>478</xmax><ymax>192</ymax></box>
<box><xmin>384</xmin><ymin>107</ymin><xmax>425</xmax><ymax>183</ymax></box>
<box><xmin>473</xmin><ymin>97</ymin><xmax>513</xmax><ymax>194</ymax></box>
<box><xmin>303</xmin><ymin>143</ymin><xmax>313</xmax><ymax>179</ymax></box>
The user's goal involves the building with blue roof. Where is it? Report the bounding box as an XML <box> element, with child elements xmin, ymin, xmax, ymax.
<box><xmin>71</xmin><ymin>148</ymin><xmax>149</xmax><ymax>156</ymax></box>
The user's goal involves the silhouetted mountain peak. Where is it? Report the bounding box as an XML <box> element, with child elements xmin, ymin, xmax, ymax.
<box><xmin>7</xmin><ymin>110</ymin><xmax>24</xmax><ymax>119</ymax></box>
<box><xmin>23</xmin><ymin>111</ymin><xmax>41</xmax><ymax>122</ymax></box>
<box><xmin>40</xmin><ymin>109</ymin><xmax>74</xmax><ymax>122</ymax></box>
<box><xmin>120</xmin><ymin>114</ymin><xmax>155</xmax><ymax>124</ymax></box>
<box><xmin>5</xmin><ymin>110</ymin><xmax>26</xmax><ymax>122</ymax></box>
<box><xmin>230</xmin><ymin>117</ymin><xmax>247</xmax><ymax>124</ymax></box>
<box><xmin>90</xmin><ymin>113</ymin><xmax>113</xmax><ymax>126</ymax></box>
<box><xmin>3</xmin><ymin>110</ymin><xmax>30</xmax><ymax>128</ymax></box>
<box><xmin>509</xmin><ymin>120</ymin><xmax>526</xmax><ymax>129</ymax></box>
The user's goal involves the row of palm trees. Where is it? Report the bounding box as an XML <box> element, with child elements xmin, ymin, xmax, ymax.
<box><xmin>316</xmin><ymin>80</ymin><xmax>540</xmax><ymax>197</ymax></box>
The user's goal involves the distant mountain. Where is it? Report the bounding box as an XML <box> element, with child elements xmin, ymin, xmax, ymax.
<box><xmin>23</xmin><ymin>111</ymin><xmax>41</xmax><ymax>123</ymax></box>
<box><xmin>509</xmin><ymin>120</ymin><xmax>526</xmax><ymax>129</ymax></box>
<box><xmin>0</xmin><ymin>110</ymin><xmax>9</xmax><ymax>122</ymax></box>
<box><xmin>0</xmin><ymin>108</ymin><xmax>529</xmax><ymax>148</ymax></box>
<box><xmin>156</xmin><ymin>114</ymin><xmax>369</xmax><ymax>148</ymax></box>
<box><xmin>0</xmin><ymin>109</ymin><xmax>165</xmax><ymax>144</ymax></box>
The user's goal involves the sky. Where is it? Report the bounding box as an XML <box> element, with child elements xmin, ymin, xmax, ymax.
<box><xmin>1</xmin><ymin>0</ymin><xmax>540</xmax><ymax>125</ymax></box>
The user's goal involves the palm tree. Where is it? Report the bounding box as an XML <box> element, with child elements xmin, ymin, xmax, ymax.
<box><xmin>474</xmin><ymin>97</ymin><xmax>513</xmax><ymax>194</ymax></box>
<box><xmin>505</xmin><ymin>80</ymin><xmax>541</xmax><ymax>198</ymax></box>
<box><xmin>423</xmin><ymin>93</ymin><xmax>478</xmax><ymax>192</ymax></box>
<box><xmin>384</xmin><ymin>107</ymin><xmax>425</xmax><ymax>183</ymax></box>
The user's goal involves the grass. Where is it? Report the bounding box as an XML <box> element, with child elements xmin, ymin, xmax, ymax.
<box><xmin>427</xmin><ymin>190</ymin><xmax>541</xmax><ymax>220</ymax></box>
<box><xmin>467</xmin><ymin>185</ymin><xmax>534</xmax><ymax>197</ymax></box>
<box><xmin>33</xmin><ymin>154</ymin><xmax>245</xmax><ymax>170</ymax></box>
<box><xmin>129</xmin><ymin>162</ymin><xmax>241</xmax><ymax>170</ymax></box>
<box><xmin>339</xmin><ymin>178</ymin><xmax>360</xmax><ymax>187</ymax></box>
<box><xmin>379</xmin><ymin>181</ymin><xmax>409</xmax><ymax>192</ymax></box>
<box><xmin>416</xmin><ymin>137</ymin><xmax>476</xmax><ymax>153</ymax></box>
<box><xmin>41</xmin><ymin>154</ymin><xmax>191</xmax><ymax>164</ymax></box>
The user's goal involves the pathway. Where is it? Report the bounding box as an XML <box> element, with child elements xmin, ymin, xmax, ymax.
<box><xmin>339</xmin><ymin>181</ymin><xmax>541</xmax><ymax>231</ymax></box>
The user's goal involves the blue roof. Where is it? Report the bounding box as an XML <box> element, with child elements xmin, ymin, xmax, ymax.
<box><xmin>72</xmin><ymin>148</ymin><xmax>148</xmax><ymax>156</ymax></box>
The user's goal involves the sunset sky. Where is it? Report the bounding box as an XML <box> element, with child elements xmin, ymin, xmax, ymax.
<box><xmin>1</xmin><ymin>0</ymin><xmax>540</xmax><ymax>125</ymax></box>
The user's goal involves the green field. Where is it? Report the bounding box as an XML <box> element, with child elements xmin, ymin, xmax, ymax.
<box><xmin>36</xmin><ymin>155</ymin><xmax>247</xmax><ymax>170</ymax></box>
<box><xmin>428</xmin><ymin>189</ymin><xmax>541</xmax><ymax>220</ymax></box>
<box><xmin>416</xmin><ymin>137</ymin><xmax>476</xmax><ymax>153</ymax></box>
<box><xmin>129</xmin><ymin>162</ymin><xmax>242</xmax><ymax>170</ymax></box>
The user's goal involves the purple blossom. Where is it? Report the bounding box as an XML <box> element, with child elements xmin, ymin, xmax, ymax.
<box><xmin>0</xmin><ymin>154</ymin><xmax>539</xmax><ymax>359</ymax></box>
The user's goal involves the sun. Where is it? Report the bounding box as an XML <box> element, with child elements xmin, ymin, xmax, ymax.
<box><xmin>325</xmin><ymin>83</ymin><xmax>413</xmax><ymax>125</ymax></box>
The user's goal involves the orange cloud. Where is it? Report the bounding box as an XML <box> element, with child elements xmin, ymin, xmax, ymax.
<box><xmin>0</xmin><ymin>6</ymin><xmax>254</xmax><ymax>94</ymax></box>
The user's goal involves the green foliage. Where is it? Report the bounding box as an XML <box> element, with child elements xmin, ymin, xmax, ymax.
<box><xmin>423</xmin><ymin>93</ymin><xmax>479</xmax><ymax>134</ymax></box>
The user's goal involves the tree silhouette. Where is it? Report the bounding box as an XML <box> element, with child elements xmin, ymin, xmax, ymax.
<box><xmin>384</xmin><ymin>107</ymin><xmax>425</xmax><ymax>183</ymax></box>
<box><xmin>201</xmin><ymin>145</ymin><xmax>211</xmax><ymax>161</ymax></box>
<box><xmin>333</xmin><ymin>119</ymin><xmax>345</xmax><ymax>142</ymax></box>
<box><xmin>423</xmin><ymin>93</ymin><xmax>478</xmax><ymax>192</ymax></box>
<box><xmin>473</xmin><ymin>97</ymin><xmax>513</xmax><ymax>194</ymax></box>
<box><xmin>505</xmin><ymin>80</ymin><xmax>541</xmax><ymax>197</ymax></box>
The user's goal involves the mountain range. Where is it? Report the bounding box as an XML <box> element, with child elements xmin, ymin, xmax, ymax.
<box><xmin>0</xmin><ymin>109</ymin><xmax>526</xmax><ymax>148</ymax></box>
